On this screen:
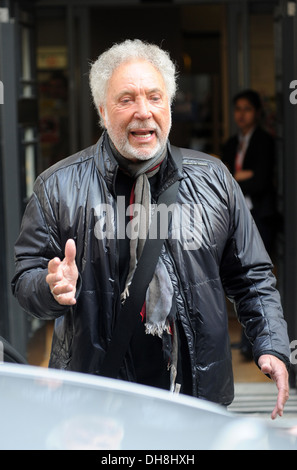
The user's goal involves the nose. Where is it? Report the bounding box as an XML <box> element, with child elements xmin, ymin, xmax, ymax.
<box><xmin>134</xmin><ymin>97</ymin><xmax>152</xmax><ymax>120</ymax></box>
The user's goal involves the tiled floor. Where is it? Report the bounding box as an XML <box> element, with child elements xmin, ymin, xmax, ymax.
<box><xmin>229</xmin><ymin>382</ymin><xmax>297</xmax><ymax>421</ymax></box>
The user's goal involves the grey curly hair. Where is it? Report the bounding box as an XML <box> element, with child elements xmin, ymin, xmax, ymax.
<box><xmin>89</xmin><ymin>39</ymin><xmax>177</xmax><ymax>128</ymax></box>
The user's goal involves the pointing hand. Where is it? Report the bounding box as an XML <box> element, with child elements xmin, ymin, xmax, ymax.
<box><xmin>46</xmin><ymin>239</ymin><xmax>78</xmax><ymax>306</ymax></box>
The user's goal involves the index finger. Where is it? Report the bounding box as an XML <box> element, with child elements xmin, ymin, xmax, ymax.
<box><xmin>271</xmin><ymin>371</ymin><xmax>289</xmax><ymax>419</ymax></box>
<box><xmin>271</xmin><ymin>387</ymin><xmax>288</xmax><ymax>419</ymax></box>
<box><xmin>48</xmin><ymin>257</ymin><xmax>61</xmax><ymax>273</ymax></box>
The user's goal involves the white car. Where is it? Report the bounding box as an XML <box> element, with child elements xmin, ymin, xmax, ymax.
<box><xmin>0</xmin><ymin>363</ymin><xmax>296</xmax><ymax>450</ymax></box>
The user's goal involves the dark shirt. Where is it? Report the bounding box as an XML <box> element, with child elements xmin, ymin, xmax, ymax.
<box><xmin>115</xmin><ymin>168</ymin><xmax>170</xmax><ymax>390</ymax></box>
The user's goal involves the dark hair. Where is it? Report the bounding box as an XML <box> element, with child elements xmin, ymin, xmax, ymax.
<box><xmin>233</xmin><ymin>89</ymin><xmax>262</xmax><ymax>111</ymax></box>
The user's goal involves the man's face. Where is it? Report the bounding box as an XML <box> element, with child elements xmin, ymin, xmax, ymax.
<box><xmin>100</xmin><ymin>60</ymin><xmax>171</xmax><ymax>161</ymax></box>
<box><xmin>234</xmin><ymin>98</ymin><xmax>258</xmax><ymax>135</ymax></box>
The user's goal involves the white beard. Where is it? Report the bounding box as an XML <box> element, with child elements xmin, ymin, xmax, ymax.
<box><xmin>104</xmin><ymin>115</ymin><xmax>171</xmax><ymax>162</ymax></box>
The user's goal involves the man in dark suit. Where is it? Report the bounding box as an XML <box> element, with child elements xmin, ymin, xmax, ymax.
<box><xmin>222</xmin><ymin>89</ymin><xmax>276</xmax><ymax>255</ymax></box>
<box><xmin>222</xmin><ymin>90</ymin><xmax>277</xmax><ymax>359</ymax></box>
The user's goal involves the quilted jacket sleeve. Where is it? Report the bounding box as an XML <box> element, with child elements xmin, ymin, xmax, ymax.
<box><xmin>11</xmin><ymin>176</ymin><xmax>70</xmax><ymax>319</ymax></box>
<box><xmin>220</xmin><ymin>170</ymin><xmax>290</xmax><ymax>368</ymax></box>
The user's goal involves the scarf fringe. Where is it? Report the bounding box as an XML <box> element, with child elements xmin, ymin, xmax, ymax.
<box><xmin>144</xmin><ymin>321</ymin><xmax>171</xmax><ymax>338</ymax></box>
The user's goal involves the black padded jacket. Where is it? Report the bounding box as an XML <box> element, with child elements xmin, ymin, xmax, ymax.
<box><xmin>11</xmin><ymin>132</ymin><xmax>290</xmax><ymax>405</ymax></box>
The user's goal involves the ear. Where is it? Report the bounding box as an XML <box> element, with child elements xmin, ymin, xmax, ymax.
<box><xmin>99</xmin><ymin>105</ymin><xmax>107</xmax><ymax>128</ymax></box>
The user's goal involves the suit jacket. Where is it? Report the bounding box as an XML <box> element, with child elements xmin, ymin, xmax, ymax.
<box><xmin>221</xmin><ymin>127</ymin><xmax>276</xmax><ymax>219</ymax></box>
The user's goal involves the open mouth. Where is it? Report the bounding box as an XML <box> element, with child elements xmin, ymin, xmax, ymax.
<box><xmin>130</xmin><ymin>130</ymin><xmax>155</xmax><ymax>139</ymax></box>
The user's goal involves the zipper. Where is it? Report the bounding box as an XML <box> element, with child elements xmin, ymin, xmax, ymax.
<box><xmin>164</xmin><ymin>239</ymin><xmax>196</xmax><ymax>342</ymax></box>
<box><xmin>165</xmin><ymin>240</ymin><xmax>197</xmax><ymax>393</ymax></box>
<box><xmin>111</xmin><ymin>195</ymin><xmax>121</xmax><ymax>332</ymax></box>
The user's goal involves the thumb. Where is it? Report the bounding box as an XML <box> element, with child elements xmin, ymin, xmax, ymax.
<box><xmin>64</xmin><ymin>238</ymin><xmax>76</xmax><ymax>265</ymax></box>
<box><xmin>258</xmin><ymin>355</ymin><xmax>272</xmax><ymax>375</ymax></box>
<box><xmin>260</xmin><ymin>362</ymin><xmax>272</xmax><ymax>375</ymax></box>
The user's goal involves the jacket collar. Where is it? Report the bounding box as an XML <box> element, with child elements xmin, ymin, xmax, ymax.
<box><xmin>95</xmin><ymin>130</ymin><xmax>183</xmax><ymax>198</ymax></box>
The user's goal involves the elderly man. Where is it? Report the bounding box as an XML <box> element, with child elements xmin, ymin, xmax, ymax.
<box><xmin>12</xmin><ymin>39</ymin><xmax>290</xmax><ymax>418</ymax></box>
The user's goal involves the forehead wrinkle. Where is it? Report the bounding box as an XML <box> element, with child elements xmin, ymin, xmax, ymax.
<box><xmin>114</xmin><ymin>86</ymin><xmax>164</xmax><ymax>101</ymax></box>
<box><xmin>108</xmin><ymin>62</ymin><xmax>166</xmax><ymax>97</ymax></box>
